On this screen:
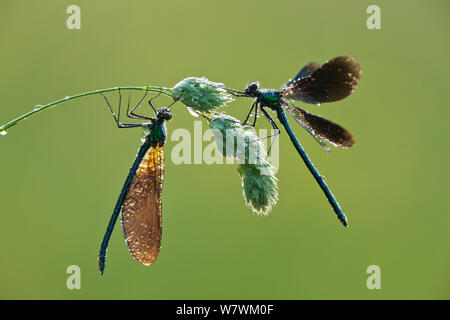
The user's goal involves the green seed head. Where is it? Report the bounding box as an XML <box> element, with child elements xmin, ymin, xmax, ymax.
<box><xmin>209</xmin><ymin>114</ymin><xmax>241</xmax><ymax>158</ymax></box>
<box><xmin>172</xmin><ymin>77</ymin><xmax>233</xmax><ymax>113</ymax></box>
<box><xmin>238</xmin><ymin>162</ymin><xmax>278</xmax><ymax>215</ymax></box>
<box><xmin>209</xmin><ymin>114</ymin><xmax>278</xmax><ymax>215</ymax></box>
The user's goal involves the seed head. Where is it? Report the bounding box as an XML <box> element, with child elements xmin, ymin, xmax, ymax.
<box><xmin>172</xmin><ymin>77</ymin><xmax>233</xmax><ymax>113</ymax></box>
<box><xmin>209</xmin><ymin>114</ymin><xmax>278</xmax><ymax>215</ymax></box>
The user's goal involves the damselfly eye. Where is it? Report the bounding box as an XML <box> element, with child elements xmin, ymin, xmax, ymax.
<box><xmin>157</xmin><ymin>108</ymin><xmax>172</xmax><ymax>120</ymax></box>
<box><xmin>245</xmin><ymin>82</ymin><xmax>259</xmax><ymax>96</ymax></box>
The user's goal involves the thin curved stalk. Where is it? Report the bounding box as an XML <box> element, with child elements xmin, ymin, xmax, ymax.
<box><xmin>0</xmin><ymin>86</ymin><xmax>173</xmax><ymax>133</ymax></box>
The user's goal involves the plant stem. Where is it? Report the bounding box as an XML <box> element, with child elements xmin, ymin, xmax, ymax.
<box><xmin>0</xmin><ymin>86</ymin><xmax>173</xmax><ymax>132</ymax></box>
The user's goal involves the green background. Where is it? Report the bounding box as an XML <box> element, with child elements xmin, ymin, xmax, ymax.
<box><xmin>0</xmin><ymin>0</ymin><xmax>448</xmax><ymax>299</ymax></box>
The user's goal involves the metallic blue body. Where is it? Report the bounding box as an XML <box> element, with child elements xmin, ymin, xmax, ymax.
<box><xmin>275</xmin><ymin>107</ymin><xmax>348</xmax><ymax>227</ymax></box>
<box><xmin>250</xmin><ymin>88</ymin><xmax>348</xmax><ymax>227</ymax></box>
<box><xmin>98</xmin><ymin>121</ymin><xmax>167</xmax><ymax>274</ymax></box>
<box><xmin>98</xmin><ymin>140</ymin><xmax>151</xmax><ymax>274</ymax></box>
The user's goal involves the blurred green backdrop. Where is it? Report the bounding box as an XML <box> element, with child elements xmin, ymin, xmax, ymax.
<box><xmin>0</xmin><ymin>0</ymin><xmax>448</xmax><ymax>299</ymax></box>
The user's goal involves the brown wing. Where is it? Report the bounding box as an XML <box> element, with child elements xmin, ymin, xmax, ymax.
<box><xmin>283</xmin><ymin>101</ymin><xmax>355</xmax><ymax>148</ymax></box>
<box><xmin>281</xmin><ymin>56</ymin><xmax>361</xmax><ymax>104</ymax></box>
<box><xmin>120</xmin><ymin>144</ymin><xmax>165</xmax><ymax>266</ymax></box>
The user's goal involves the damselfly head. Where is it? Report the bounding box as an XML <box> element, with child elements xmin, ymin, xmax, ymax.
<box><xmin>245</xmin><ymin>82</ymin><xmax>259</xmax><ymax>97</ymax></box>
<box><xmin>157</xmin><ymin>107</ymin><xmax>172</xmax><ymax>121</ymax></box>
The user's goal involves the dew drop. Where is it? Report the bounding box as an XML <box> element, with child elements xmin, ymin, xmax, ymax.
<box><xmin>0</xmin><ymin>130</ymin><xmax>7</xmax><ymax>136</ymax></box>
<box><xmin>34</xmin><ymin>104</ymin><xmax>43</xmax><ymax>110</ymax></box>
<box><xmin>64</xmin><ymin>96</ymin><xmax>70</xmax><ymax>100</ymax></box>
<box><xmin>186</xmin><ymin>107</ymin><xmax>199</xmax><ymax>117</ymax></box>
